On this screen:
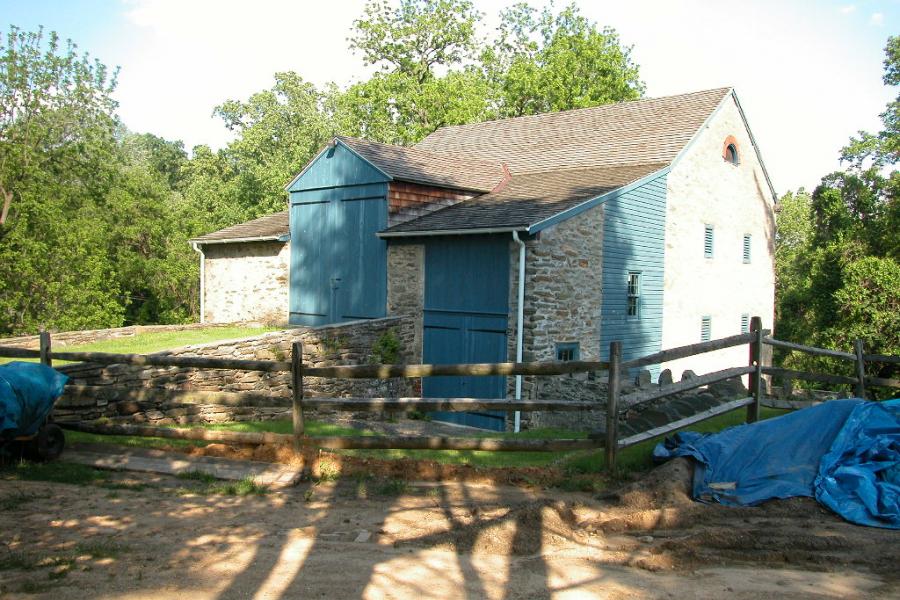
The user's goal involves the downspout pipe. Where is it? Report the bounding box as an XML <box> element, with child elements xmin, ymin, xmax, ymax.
<box><xmin>191</xmin><ymin>242</ymin><xmax>205</xmax><ymax>324</ymax></box>
<box><xmin>512</xmin><ymin>231</ymin><xmax>526</xmax><ymax>433</ymax></box>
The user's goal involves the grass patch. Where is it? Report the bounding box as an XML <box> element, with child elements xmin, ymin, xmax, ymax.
<box><xmin>0</xmin><ymin>550</ymin><xmax>37</xmax><ymax>571</ymax></box>
<box><xmin>208</xmin><ymin>476</ymin><xmax>269</xmax><ymax>496</ymax></box>
<box><xmin>1</xmin><ymin>461</ymin><xmax>110</xmax><ymax>486</ymax></box>
<box><xmin>74</xmin><ymin>541</ymin><xmax>127</xmax><ymax>560</ymax></box>
<box><xmin>175</xmin><ymin>470</ymin><xmax>218</xmax><ymax>484</ymax></box>
<box><xmin>375</xmin><ymin>479</ymin><xmax>408</xmax><ymax>496</ymax></box>
<box><xmin>0</xmin><ymin>326</ymin><xmax>278</xmax><ymax>366</ymax></box>
<box><xmin>65</xmin><ymin>430</ymin><xmax>206</xmax><ymax>450</ymax></box>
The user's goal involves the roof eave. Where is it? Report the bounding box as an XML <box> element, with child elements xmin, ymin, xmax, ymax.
<box><xmin>190</xmin><ymin>234</ymin><xmax>289</xmax><ymax>245</ymax></box>
<box><xmin>526</xmin><ymin>165</ymin><xmax>673</xmax><ymax>235</ymax></box>
<box><xmin>378</xmin><ymin>226</ymin><xmax>525</xmax><ymax>238</ymax></box>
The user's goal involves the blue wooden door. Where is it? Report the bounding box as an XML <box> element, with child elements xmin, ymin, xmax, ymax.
<box><xmin>289</xmin><ymin>185</ymin><xmax>387</xmax><ymax>326</ymax></box>
<box><xmin>423</xmin><ymin>236</ymin><xmax>509</xmax><ymax>431</ymax></box>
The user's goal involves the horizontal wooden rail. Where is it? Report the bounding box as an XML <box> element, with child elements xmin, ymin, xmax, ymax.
<box><xmin>762</xmin><ymin>338</ymin><xmax>856</xmax><ymax>361</ymax></box>
<box><xmin>49</xmin><ymin>351</ymin><xmax>292</xmax><ymax>372</ymax></box>
<box><xmin>0</xmin><ymin>346</ymin><xmax>41</xmax><ymax>359</ymax></box>
<box><xmin>620</xmin><ymin>332</ymin><xmax>762</xmax><ymax>369</ymax></box>
<box><xmin>619</xmin><ymin>366</ymin><xmax>755</xmax><ymax>409</ymax></box>
<box><xmin>302</xmin><ymin>397</ymin><xmax>598</xmax><ymax>412</ymax></box>
<box><xmin>60</xmin><ymin>422</ymin><xmax>600</xmax><ymax>452</ymax></box>
<box><xmin>614</xmin><ymin>397</ymin><xmax>755</xmax><ymax>448</ymax></box>
<box><xmin>60</xmin><ymin>386</ymin><xmax>293</xmax><ymax>408</ymax></box>
<box><xmin>862</xmin><ymin>353</ymin><xmax>900</xmax><ymax>365</ymax></box>
<box><xmin>865</xmin><ymin>376</ymin><xmax>900</xmax><ymax>389</ymax></box>
<box><xmin>761</xmin><ymin>367</ymin><xmax>858</xmax><ymax>386</ymax></box>
<box><xmin>302</xmin><ymin>360</ymin><xmax>608</xmax><ymax>379</ymax></box>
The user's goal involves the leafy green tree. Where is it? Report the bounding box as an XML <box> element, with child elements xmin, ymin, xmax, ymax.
<box><xmin>0</xmin><ymin>26</ymin><xmax>118</xmax><ymax>238</ymax></box>
<box><xmin>349</xmin><ymin>0</ymin><xmax>481</xmax><ymax>84</ymax></box>
<box><xmin>483</xmin><ymin>3</ymin><xmax>644</xmax><ymax>117</ymax></box>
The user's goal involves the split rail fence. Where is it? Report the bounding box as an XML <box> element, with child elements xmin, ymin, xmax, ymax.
<box><xmin>1</xmin><ymin>317</ymin><xmax>897</xmax><ymax>471</ymax></box>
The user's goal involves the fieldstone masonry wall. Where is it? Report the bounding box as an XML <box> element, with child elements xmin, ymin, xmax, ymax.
<box><xmin>54</xmin><ymin>317</ymin><xmax>416</xmax><ymax>425</ymax></box>
<box><xmin>203</xmin><ymin>241</ymin><xmax>290</xmax><ymax>325</ymax></box>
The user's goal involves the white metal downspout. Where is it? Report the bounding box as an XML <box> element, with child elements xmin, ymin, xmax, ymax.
<box><xmin>512</xmin><ymin>231</ymin><xmax>526</xmax><ymax>433</ymax></box>
<box><xmin>191</xmin><ymin>242</ymin><xmax>205</xmax><ymax>324</ymax></box>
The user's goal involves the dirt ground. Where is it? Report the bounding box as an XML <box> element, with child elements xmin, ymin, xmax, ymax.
<box><xmin>1</xmin><ymin>457</ymin><xmax>898</xmax><ymax>599</ymax></box>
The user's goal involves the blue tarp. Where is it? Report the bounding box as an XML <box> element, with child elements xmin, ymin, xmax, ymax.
<box><xmin>654</xmin><ymin>399</ymin><xmax>900</xmax><ymax>529</ymax></box>
<box><xmin>0</xmin><ymin>362</ymin><xmax>69</xmax><ymax>438</ymax></box>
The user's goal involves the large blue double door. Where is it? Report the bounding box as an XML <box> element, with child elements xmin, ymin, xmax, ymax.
<box><xmin>422</xmin><ymin>236</ymin><xmax>510</xmax><ymax>431</ymax></box>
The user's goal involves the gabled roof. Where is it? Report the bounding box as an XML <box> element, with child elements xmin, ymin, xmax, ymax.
<box><xmin>415</xmin><ymin>88</ymin><xmax>732</xmax><ymax>173</ymax></box>
<box><xmin>336</xmin><ymin>136</ymin><xmax>508</xmax><ymax>192</ymax></box>
<box><xmin>190</xmin><ymin>211</ymin><xmax>289</xmax><ymax>244</ymax></box>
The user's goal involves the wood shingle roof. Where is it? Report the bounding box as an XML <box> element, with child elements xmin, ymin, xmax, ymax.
<box><xmin>190</xmin><ymin>211</ymin><xmax>289</xmax><ymax>244</ymax></box>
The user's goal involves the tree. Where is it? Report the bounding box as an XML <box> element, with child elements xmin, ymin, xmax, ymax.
<box><xmin>483</xmin><ymin>3</ymin><xmax>644</xmax><ymax>117</ymax></box>
<box><xmin>0</xmin><ymin>26</ymin><xmax>118</xmax><ymax>237</ymax></box>
<box><xmin>349</xmin><ymin>0</ymin><xmax>481</xmax><ymax>84</ymax></box>
<box><xmin>775</xmin><ymin>37</ymin><xmax>899</xmax><ymax>385</ymax></box>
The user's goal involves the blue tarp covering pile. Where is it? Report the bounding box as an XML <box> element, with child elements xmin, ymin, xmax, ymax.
<box><xmin>654</xmin><ymin>398</ymin><xmax>900</xmax><ymax>529</ymax></box>
<box><xmin>0</xmin><ymin>362</ymin><xmax>68</xmax><ymax>438</ymax></box>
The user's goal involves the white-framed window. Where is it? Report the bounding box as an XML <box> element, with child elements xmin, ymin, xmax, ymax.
<box><xmin>627</xmin><ymin>271</ymin><xmax>641</xmax><ymax>318</ymax></box>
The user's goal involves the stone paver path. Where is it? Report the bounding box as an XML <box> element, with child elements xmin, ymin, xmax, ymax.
<box><xmin>63</xmin><ymin>442</ymin><xmax>302</xmax><ymax>488</ymax></box>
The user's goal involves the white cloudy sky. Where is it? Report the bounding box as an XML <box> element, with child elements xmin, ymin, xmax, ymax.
<box><xmin>2</xmin><ymin>0</ymin><xmax>897</xmax><ymax>194</ymax></box>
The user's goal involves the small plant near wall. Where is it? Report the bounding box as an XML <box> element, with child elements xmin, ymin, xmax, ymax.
<box><xmin>320</xmin><ymin>335</ymin><xmax>348</xmax><ymax>355</ymax></box>
<box><xmin>371</xmin><ymin>329</ymin><xmax>401</xmax><ymax>364</ymax></box>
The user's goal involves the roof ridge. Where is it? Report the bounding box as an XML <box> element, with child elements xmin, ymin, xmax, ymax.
<box><xmin>416</xmin><ymin>87</ymin><xmax>733</xmax><ymax>137</ymax></box>
<box><xmin>336</xmin><ymin>135</ymin><xmax>504</xmax><ymax>169</ymax></box>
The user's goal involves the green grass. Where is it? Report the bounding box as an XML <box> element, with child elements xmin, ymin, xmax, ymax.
<box><xmin>67</xmin><ymin>408</ymin><xmax>788</xmax><ymax>477</ymax></box>
<box><xmin>0</xmin><ymin>325</ymin><xmax>277</xmax><ymax>365</ymax></box>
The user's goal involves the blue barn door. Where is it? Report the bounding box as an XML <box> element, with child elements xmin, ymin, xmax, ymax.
<box><xmin>289</xmin><ymin>184</ymin><xmax>388</xmax><ymax>326</ymax></box>
<box><xmin>422</xmin><ymin>236</ymin><xmax>509</xmax><ymax>431</ymax></box>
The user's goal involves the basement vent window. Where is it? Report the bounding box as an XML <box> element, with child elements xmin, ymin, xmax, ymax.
<box><xmin>701</xmin><ymin>316</ymin><xmax>712</xmax><ymax>342</ymax></box>
<box><xmin>743</xmin><ymin>234</ymin><xmax>752</xmax><ymax>263</ymax></box>
<box><xmin>704</xmin><ymin>225</ymin><xmax>715</xmax><ymax>258</ymax></box>
<box><xmin>556</xmin><ymin>342</ymin><xmax>580</xmax><ymax>362</ymax></box>
<box><xmin>741</xmin><ymin>314</ymin><xmax>750</xmax><ymax>334</ymax></box>
<box><xmin>627</xmin><ymin>271</ymin><xmax>642</xmax><ymax>318</ymax></box>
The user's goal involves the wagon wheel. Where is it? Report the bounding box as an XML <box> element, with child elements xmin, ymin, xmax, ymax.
<box><xmin>35</xmin><ymin>424</ymin><xmax>65</xmax><ymax>461</ymax></box>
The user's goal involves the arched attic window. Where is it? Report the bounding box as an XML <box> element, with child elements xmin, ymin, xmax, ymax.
<box><xmin>722</xmin><ymin>135</ymin><xmax>740</xmax><ymax>166</ymax></box>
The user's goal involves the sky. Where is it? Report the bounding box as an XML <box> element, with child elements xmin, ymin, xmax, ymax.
<box><xmin>1</xmin><ymin>0</ymin><xmax>897</xmax><ymax>194</ymax></box>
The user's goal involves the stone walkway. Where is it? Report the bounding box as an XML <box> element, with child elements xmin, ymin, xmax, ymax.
<box><xmin>64</xmin><ymin>442</ymin><xmax>303</xmax><ymax>488</ymax></box>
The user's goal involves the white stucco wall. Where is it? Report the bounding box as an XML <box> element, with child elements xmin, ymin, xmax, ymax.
<box><xmin>662</xmin><ymin>94</ymin><xmax>776</xmax><ymax>378</ymax></box>
<box><xmin>203</xmin><ymin>241</ymin><xmax>290</xmax><ymax>325</ymax></box>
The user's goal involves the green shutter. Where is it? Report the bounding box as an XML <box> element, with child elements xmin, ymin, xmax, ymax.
<box><xmin>704</xmin><ymin>225</ymin><xmax>714</xmax><ymax>258</ymax></box>
<box><xmin>701</xmin><ymin>316</ymin><xmax>712</xmax><ymax>341</ymax></box>
<box><xmin>741</xmin><ymin>313</ymin><xmax>750</xmax><ymax>333</ymax></box>
<box><xmin>743</xmin><ymin>234</ymin><xmax>751</xmax><ymax>263</ymax></box>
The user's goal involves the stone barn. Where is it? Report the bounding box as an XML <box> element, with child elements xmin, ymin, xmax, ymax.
<box><xmin>190</xmin><ymin>211</ymin><xmax>290</xmax><ymax>325</ymax></box>
<box><xmin>194</xmin><ymin>87</ymin><xmax>777</xmax><ymax>431</ymax></box>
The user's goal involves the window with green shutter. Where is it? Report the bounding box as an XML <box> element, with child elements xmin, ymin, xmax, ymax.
<box><xmin>741</xmin><ymin>313</ymin><xmax>750</xmax><ymax>333</ymax></box>
<box><xmin>743</xmin><ymin>234</ymin><xmax>751</xmax><ymax>263</ymax></box>
<box><xmin>701</xmin><ymin>316</ymin><xmax>712</xmax><ymax>341</ymax></box>
<box><xmin>704</xmin><ymin>225</ymin><xmax>714</xmax><ymax>258</ymax></box>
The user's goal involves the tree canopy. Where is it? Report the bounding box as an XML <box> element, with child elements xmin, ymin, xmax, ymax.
<box><xmin>1</xmin><ymin>1</ymin><xmax>647</xmax><ymax>334</ymax></box>
<box><xmin>775</xmin><ymin>36</ymin><xmax>899</xmax><ymax>383</ymax></box>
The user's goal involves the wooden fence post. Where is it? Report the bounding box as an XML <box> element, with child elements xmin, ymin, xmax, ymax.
<box><xmin>747</xmin><ymin>316</ymin><xmax>763</xmax><ymax>423</ymax></box>
<box><xmin>605</xmin><ymin>341</ymin><xmax>622</xmax><ymax>473</ymax></box>
<box><xmin>291</xmin><ymin>342</ymin><xmax>304</xmax><ymax>452</ymax></box>
<box><xmin>39</xmin><ymin>331</ymin><xmax>52</xmax><ymax>367</ymax></box>
<box><xmin>853</xmin><ymin>339</ymin><xmax>866</xmax><ymax>399</ymax></box>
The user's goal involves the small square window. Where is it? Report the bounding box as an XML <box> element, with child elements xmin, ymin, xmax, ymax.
<box><xmin>627</xmin><ymin>272</ymin><xmax>641</xmax><ymax>318</ymax></box>
<box><xmin>704</xmin><ymin>225</ymin><xmax>714</xmax><ymax>258</ymax></box>
<box><xmin>743</xmin><ymin>234</ymin><xmax>752</xmax><ymax>264</ymax></box>
<box><xmin>701</xmin><ymin>316</ymin><xmax>712</xmax><ymax>342</ymax></box>
<box><xmin>741</xmin><ymin>313</ymin><xmax>750</xmax><ymax>334</ymax></box>
<box><xmin>556</xmin><ymin>342</ymin><xmax>580</xmax><ymax>362</ymax></box>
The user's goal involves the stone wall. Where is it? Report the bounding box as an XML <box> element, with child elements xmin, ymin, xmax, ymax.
<box><xmin>508</xmin><ymin>205</ymin><xmax>604</xmax><ymax>420</ymax></box>
<box><xmin>662</xmin><ymin>93</ymin><xmax>776</xmax><ymax>378</ymax></box>
<box><xmin>0</xmin><ymin>323</ymin><xmax>240</xmax><ymax>350</ymax></box>
<box><xmin>203</xmin><ymin>241</ymin><xmax>290</xmax><ymax>325</ymax></box>
<box><xmin>54</xmin><ymin>317</ymin><xmax>416</xmax><ymax>425</ymax></box>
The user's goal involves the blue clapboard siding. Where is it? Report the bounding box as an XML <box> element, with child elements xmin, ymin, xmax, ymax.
<box><xmin>287</xmin><ymin>143</ymin><xmax>390</xmax><ymax>326</ymax></box>
<box><xmin>600</xmin><ymin>172</ymin><xmax>668</xmax><ymax>379</ymax></box>
<box><xmin>423</xmin><ymin>236</ymin><xmax>509</xmax><ymax>431</ymax></box>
